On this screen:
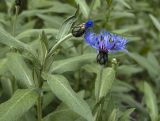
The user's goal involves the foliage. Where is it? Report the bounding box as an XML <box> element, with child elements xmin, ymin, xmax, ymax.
<box><xmin>0</xmin><ymin>0</ymin><xmax>160</xmax><ymax>121</ymax></box>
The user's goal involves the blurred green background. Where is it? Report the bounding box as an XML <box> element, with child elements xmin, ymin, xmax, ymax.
<box><xmin>0</xmin><ymin>0</ymin><xmax>160</xmax><ymax>121</ymax></box>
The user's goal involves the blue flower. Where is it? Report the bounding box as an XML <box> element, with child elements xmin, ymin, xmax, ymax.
<box><xmin>84</xmin><ymin>30</ymin><xmax>127</xmax><ymax>53</ymax></box>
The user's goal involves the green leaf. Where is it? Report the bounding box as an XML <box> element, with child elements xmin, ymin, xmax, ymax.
<box><xmin>0</xmin><ymin>89</ymin><xmax>38</xmax><ymax>121</ymax></box>
<box><xmin>0</xmin><ymin>59</ymin><xmax>8</xmax><ymax>74</ymax></box>
<box><xmin>128</xmin><ymin>52</ymin><xmax>159</xmax><ymax>83</ymax></box>
<box><xmin>116</xmin><ymin>0</ymin><xmax>131</xmax><ymax>9</ymax></box>
<box><xmin>42</xmin><ymin>73</ymin><xmax>94</xmax><ymax>121</ymax></box>
<box><xmin>75</xmin><ymin>0</ymin><xmax>89</xmax><ymax>18</ymax></box>
<box><xmin>119</xmin><ymin>108</ymin><xmax>135</xmax><ymax>121</ymax></box>
<box><xmin>37</xmin><ymin>31</ymin><xmax>48</xmax><ymax>65</ymax></box>
<box><xmin>37</xmin><ymin>14</ymin><xmax>63</xmax><ymax>28</ymax></box>
<box><xmin>95</xmin><ymin>67</ymin><xmax>115</xmax><ymax>99</ymax></box>
<box><xmin>16</xmin><ymin>29</ymin><xmax>58</xmax><ymax>40</ymax></box>
<box><xmin>106</xmin><ymin>0</ymin><xmax>112</xmax><ymax>6</ymax></box>
<box><xmin>147</xmin><ymin>52</ymin><xmax>160</xmax><ymax>72</ymax></box>
<box><xmin>144</xmin><ymin>82</ymin><xmax>158</xmax><ymax>121</ymax></box>
<box><xmin>108</xmin><ymin>109</ymin><xmax>118</xmax><ymax>121</ymax></box>
<box><xmin>49</xmin><ymin>53</ymin><xmax>96</xmax><ymax>73</ymax></box>
<box><xmin>56</xmin><ymin>11</ymin><xmax>77</xmax><ymax>41</ymax></box>
<box><xmin>0</xmin><ymin>77</ymin><xmax>13</xmax><ymax>98</ymax></box>
<box><xmin>112</xmin><ymin>80</ymin><xmax>135</xmax><ymax>93</ymax></box>
<box><xmin>149</xmin><ymin>14</ymin><xmax>160</xmax><ymax>32</ymax></box>
<box><xmin>117</xmin><ymin>65</ymin><xmax>143</xmax><ymax>77</ymax></box>
<box><xmin>7</xmin><ymin>53</ymin><xmax>34</xmax><ymax>88</ymax></box>
<box><xmin>0</xmin><ymin>28</ymin><xmax>36</xmax><ymax>56</ymax></box>
<box><xmin>43</xmin><ymin>104</ymin><xmax>79</xmax><ymax>121</ymax></box>
<box><xmin>115</xmin><ymin>94</ymin><xmax>147</xmax><ymax>114</ymax></box>
<box><xmin>20</xmin><ymin>1</ymin><xmax>75</xmax><ymax>17</ymax></box>
<box><xmin>42</xmin><ymin>92</ymin><xmax>55</xmax><ymax>109</ymax></box>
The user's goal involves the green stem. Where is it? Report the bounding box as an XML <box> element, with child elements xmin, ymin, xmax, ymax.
<box><xmin>97</xmin><ymin>65</ymin><xmax>104</xmax><ymax>101</ymax></box>
<box><xmin>94</xmin><ymin>65</ymin><xmax>104</xmax><ymax>121</ymax></box>
<box><xmin>48</xmin><ymin>33</ymin><xmax>73</xmax><ymax>56</ymax></box>
<box><xmin>37</xmin><ymin>93</ymin><xmax>42</xmax><ymax>121</ymax></box>
<box><xmin>12</xmin><ymin>6</ymin><xmax>19</xmax><ymax>36</ymax></box>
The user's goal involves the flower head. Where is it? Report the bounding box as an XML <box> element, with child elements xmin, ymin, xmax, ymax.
<box><xmin>84</xmin><ymin>30</ymin><xmax>127</xmax><ymax>53</ymax></box>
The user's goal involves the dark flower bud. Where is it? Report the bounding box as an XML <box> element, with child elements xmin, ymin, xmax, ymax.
<box><xmin>72</xmin><ymin>19</ymin><xmax>94</xmax><ymax>37</ymax></box>
<box><xmin>96</xmin><ymin>51</ymin><xmax>108</xmax><ymax>65</ymax></box>
<box><xmin>72</xmin><ymin>23</ymin><xmax>85</xmax><ymax>37</ymax></box>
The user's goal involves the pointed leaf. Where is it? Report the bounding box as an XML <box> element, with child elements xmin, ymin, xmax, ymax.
<box><xmin>149</xmin><ymin>14</ymin><xmax>160</xmax><ymax>32</ymax></box>
<box><xmin>144</xmin><ymin>82</ymin><xmax>158</xmax><ymax>121</ymax></box>
<box><xmin>119</xmin><ymin>108</ymin><xmax>135</xmax><ymax>121</ymax></box>
<box><xmin>42</xmin><ymin>73</ymin><xmax>94</xmax><ymax>121</ymax></box>
<box><xmin>0</xmin><ymin>89</ymin><xmax>38</xmax><ymax>121</ymax></box>
<box><xmin>49</xmin><ymin>53</ymin><xmax>96</xmax><ymax>73</ymax></box>
<box><xmin>43</xmin><ymin>104</ymin><xmax>79</xmax><ymax>121</ymax></box>
<box><xmin>37</xmin><ymin>31</ymin><xmax>48</xmax><ymax>65</ymax></box>
<box><xmin>95</xmin><ymin>67</ymin><xmax>115</xmax><ymax>99</ymax></box>
<box><xmin>56</xmin><ymin>10</ymin><xmax>77</xmax><ymax>40</ymax></box>
<box><xmin>0</xmin><ymin>28</ymin><xmax>36</xmax><ymax>56</ymax></box>
<box><xmin>75</xmin><ymin>0</ymin><xmax>89</xmax><ymax>18</ymax></box>
<box><xmin>16</xmin><ymin>29</ymin><xmax>58</xmax><ymax>40</ymax></box>
<box><xmin>108</xmin><ymin>109</ymin><xmax>118</xmax><ymax>121</ymax></box>
<box><xmin>7</xmin><ymin>53</ymin><xmax>34</xmax><ymax>87</ymax></box>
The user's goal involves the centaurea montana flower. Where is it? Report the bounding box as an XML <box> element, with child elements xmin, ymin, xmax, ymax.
<box><xmin>84</xmin><ymin>30</ymin><xmax>127</xmax><ymax>64</ymax></box>
<box><xmin>84</xmin><ymin>30</ymin><xmax>127</xmax><ymax>53</ymax></box>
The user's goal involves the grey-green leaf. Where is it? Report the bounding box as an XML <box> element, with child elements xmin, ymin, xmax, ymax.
<box><xmin>49</xmin><ymin>53</ymin><xmax>96</xmax><ymax>73</ymax></box>
<box><xmin>16</xmin><ymin>29</ymin><xmax>58</xmax><ymax>40</ymax></box>
<box><xmin>144</xmin><ymin>82</ymin><xmax>158</xmax><ymax>121</ymax></box>
<box><xmin>0</xmin><ymin>28</ymin><xmax>36</xmax><ymax>56</ymax></box>
<box><xmin>95</xmin><ymin>67</ymin><xmax>115</xmax><ymax>99</ymax></box>
<box><xmin>42</xmin><ymin>73</ymin><xmax>94</xmax><ymax>121</ymax></box>
<box><xmin>0</xmin><ymin>89</ymin><xmax>38</xmax><ymax>121</ymax></box>
<box><xmin>7</xmin><ymin>53</ymin><xmax>34</xmax><ymax>88</ymax></box>
<box><xmin>108</xmin><ymin>109</ymin><xmax>118</xmax><ymax>121</ymax></box>
<box><xmin>149</xmin><ymin>14</ymin><xmax>160</xmax><ymax>32</ymax></box>
<box><xmin>43</xmin><ymin>104</ymin><xmax>79</xmax><ymax>121</ymax></box>
<box><xmin>75</xmin><ymin>0</ymin><xmax>89</xmax><ymax>18</ymax></box>
<box><xmin>56</xmin><ymin>13</ymin><xmax>76</xmax><ymax>41</ymax></box>
<box><xmin>119</xmin><ymin>108</ymin><xmax>135</xmax><ymax>121</ymax></box>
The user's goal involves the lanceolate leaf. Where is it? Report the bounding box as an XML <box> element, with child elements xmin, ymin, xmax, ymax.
<box><xmin>149</xmin><ymin>14</ymin><xmax>160</xmax><ymax>32</ymax></box>
<box><xmin>7</xmin><ymin>53</ymin><xmax>34</xmax><ymax>88</ymax></box>
<box><xmin>49</xmin><ymin>53</ymin><xmax>96</xmax><ymax>73</ymax></box>
<box><xmin>95</xmin><ymin>67</ymin><xmax>115</xmax><ymax>99</ymax></box>
<box><xmin>75</xmin><ymin>0</ymin><xmax>89</xmax><ymax>18</ymax></box>
<box><xmin>16</xmin><ymin>29</ymin><xmax>58</xmax><ymax>40</ymax></box>
<box><xmin>119</xmin><ymin>108</ymin><xmax>135</xmax><ymax>121</ymax></box>
<box><xmin>0</xmin><ymin>89</ymin><xmax>38</xmax><ymax>121</ymax></box>
<box><xmin>108</xmin><ymin>109</ymin><xmax>118</xmax><ymax>121</ymax></box>
<box><xmin>0</xmin><ymin>28</ymin><xmax>36</xmax><ymax>56</ymax></box>
<box><xmin>56</xmin><ymin>9</ymin><xmax>77</xmax><ymax>40</ymax></box>
<box><xmin>43</xmin><ymin>104</ymin><xmax>79</xmax><ymax>121</ymax></box>
<box><xmin>99</xmin><ymin>68</ymin><xmax>115</xmax><ymax>98</ymax></box>
<box><xmin>144</xmin><ymin>82</ymin><xmax>158</xmax><ymax>121</ymax></box>
<box><xmin>42</xmin><ymin>73</ymin><xmax>94</xmax><ymax>121</ymax></box>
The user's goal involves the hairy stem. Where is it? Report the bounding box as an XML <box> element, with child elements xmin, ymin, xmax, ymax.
<box><xmin>48</xmin><ymin>33</ymin><xmax>73</xmax><ymax>57</ymax></box>
<box><xmin>97</xmin><ymin>65</ymin><xmax>104</xmax><ymax>101</ymax></box>
<box><xmin>37</xmin><ymin>93</ymin><xmax>42</xmax><ymax>121</ymax></box>
<box><xmin>94</xmin><ymin>65</ymin><xmax>104</xmax><ymax>121</ymax></box>
<box><xmin>12</xmin><ymin>6</ymin><xmax>19</xmax><ymax>36</ymax></box>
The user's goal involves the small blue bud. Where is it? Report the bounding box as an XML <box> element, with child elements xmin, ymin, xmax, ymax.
<box><xmin>85</xmin><ymin>19</ymin><xmax>94</xmax><ymax>28</ymax></box>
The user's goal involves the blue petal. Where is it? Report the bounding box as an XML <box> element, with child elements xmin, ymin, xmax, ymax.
<box><xmin>84</xmin><ymin>30</ymin><xmax>99</xmax><ymax>50</ymax></box>
<box><xmin>109</xmin><ymin>34</ymin><xmax>127</xmax><ymax>52</ymax></box>
<box><xmin>84</xmin><ymin>29</ymin><xmax>128</xmax><ymax>53</ymax></box>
